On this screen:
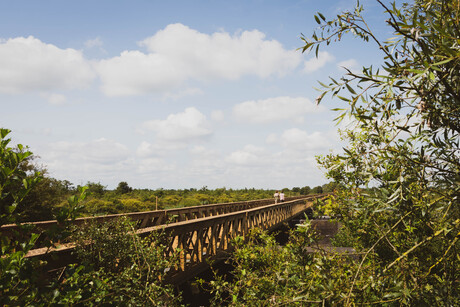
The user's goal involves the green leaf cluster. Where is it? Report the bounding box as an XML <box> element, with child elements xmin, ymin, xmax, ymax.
<box><xmin>207</xmin><ymin>222</ymin><xmax>407</xmax><ymax>306</ymax></box>
<box><xmin>47</xmin><ymin>217</ymin><xmax>182</xmax><ymax>306</ymax></box>
<box><xmin>305</xmin><ymin>0</ymin><xmax>459</xmax><ymax>304</ymax></box>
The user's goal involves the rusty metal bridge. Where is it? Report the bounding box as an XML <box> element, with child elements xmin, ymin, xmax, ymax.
<box><xmin>1</xmin><ymin>194</ymin><xmax>325</xmax><ymax>283</ymax></box>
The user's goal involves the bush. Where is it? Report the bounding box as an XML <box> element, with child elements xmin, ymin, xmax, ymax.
<box><xmin>120</xmin><ymin>198</ymin><xmax>153</xmax><ymax>212</ymax></box>
<box><xmin>46</xmin><ymin>216</ymin><xmax>182</xmax><ymax>305</ymax></box>
<box><xmin>205</xmin><ymin>222</ymin><xmax>385</xmax><ymax>306</ymax></box>
<box><xmin>83</xmin><ymin>198</ymin><xmax>117</xmax><ymax>215</ymax></box>
<box><xmin>178</xmin><ymin>197</ymin><xmax>201</xmax><ymax>207</ymax></box>
<box><xmin>304</xmin><ymin>0</ymin><xmax>460</xmax><ymax>304</ymax></box>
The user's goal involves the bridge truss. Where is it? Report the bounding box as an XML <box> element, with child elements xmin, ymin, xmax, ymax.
<box><xmin>1</xmin><ymin>194</ymin><xmax>325</xmax><ymax>283</ymax></box>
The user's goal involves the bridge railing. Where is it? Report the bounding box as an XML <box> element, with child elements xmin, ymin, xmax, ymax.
<box><xmin>137</xmin><ymin>195</ymin><xmax>322</xmax><ymax>283</ymax></box>
<box><xmin>0</xmin><ymin>195</ymin><xmax>315</xmax><ymax>249</ymax></box>
<box><xmin>19</xmin><ymin>194</ymin><xmax>326</xmax><ymax>283</ymax></box>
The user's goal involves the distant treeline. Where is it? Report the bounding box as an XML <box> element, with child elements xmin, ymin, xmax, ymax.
<box><xmin>17</xmin><ymin>172</ymin><xmax>338</xmax><ymax>222</ymax></box>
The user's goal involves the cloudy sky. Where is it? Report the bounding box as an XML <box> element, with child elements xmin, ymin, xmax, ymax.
<box><xmin>1</xmin><ymin>0</ymin><xmax>391</xmax><ymax>189</ymax></box>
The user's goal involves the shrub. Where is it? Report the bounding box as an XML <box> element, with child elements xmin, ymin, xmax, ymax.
<box><xmin>50</xmin><ymin>217</ymin><xmax>182</xmax><ymax>305</ymax></box>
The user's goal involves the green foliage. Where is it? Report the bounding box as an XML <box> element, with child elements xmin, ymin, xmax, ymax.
<box><xmin>84</xmin><ymin>198</ymin><xmax>119</xmax><ymax>215</ymax></box>
<box><xmin>0</xmin><ymin>148</ymin><xmax>75</xmax><ymax>222</ymax></box>
<box><xmin>0</xmin><ymin>129</ymin><xmax>42</xmax><ymax>226</ymax></box>
<box><xmin>0</xmin><ymin>128</ymin><xmax>88</xmax><ymax>305</ymax></box>
<box><xmin>302</xmin><ymin>0</ymin><xmax>460</xmax><ymax>304</ymax></box>
<box><xmin>77</xmin><ymin>186</ymin><xmax>322</xmax><ymax>215</ymax></box>
<box><xmin>178</xmin><ymin>197</ymin><xmax>201</xmax><ymax>207</ymax></box>
<box><xmin>48</xmin><ymin>217</ymin><xmax>182</xmax><ymax>306</ymax></box>
<box><xmin>206</xmin><ymin>222</ymin><xmax>408</xmax><ymax>306</ymax></box>
<box><xmin>85</xmin><ymin>181</ymin><xmax>106</xmax><ymax>197</ymax></box>
<box><xmin>299</xmin><ymin>185</ymin><xmax>311</xmax><ymax>195</ymax></box>
<box><xmin>331</xmin><ymin>223</ymin><xmax>360</xmax><ymax>248</ymax></box>
<box><xmin>115</xmin><ymin>181</ymin><xmax>133</xmax><ymax>194</ymax></box>
<box><xmin>312</xmin><ymin>185</ymin><xmax>323</xmax><ymax>194</ymax></box>
<box><xmin>17</xmin><ymin>176</ymin><xmax>74</xmax><ymax>222</ymax></box>
<box><xmin>321</xmin><ymin>181</ymin><xmax>340</xmax><ymax>193</ymax></box>
<box><xmin>0</xmin><ymin>128</ymin><xmax>42</xmax><ymax>304</ymax></box>
<box><xmin>159</xmin><ymin>194</ymin><xmax>181</xmax><ymax>208</ymax></box>
<box><xmin>119</xmin><ymin>197</ymin><xmax>154</xmax><ymax>212</ymax></box>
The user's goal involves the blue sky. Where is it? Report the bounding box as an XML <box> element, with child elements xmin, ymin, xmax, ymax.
<box><xmin>1</xmin><ymin>0</ymin><xmax>392</xmax><ymax>189</ymax></box>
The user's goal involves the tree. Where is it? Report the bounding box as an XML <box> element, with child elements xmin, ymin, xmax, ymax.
<box><xmin>17</xmin><ymin>176</ymin><xmax>73</xmax><ymax>222</ymax></box>
<box><xmin>206</xmin><ymin>2</ymin><xmax>459</xmax><ymax>305</ymax></box>
<box><xmin>86</xmin><ymin>181</ymin><xmax>106</xmax><ymax>197</ymax></box>
<box><xmin>321</xmin><ymin>182</ymin><xmax>340</xmax><ymax>193</ymax></box>
<box><xmin>301</xmin><ymin>0</ymin><xmax>459</xmax><ymax>304</ymax></box>
<box><xmin>312</xmin><ymin>185</ymin><xmax>323</xmax><ymax>194</ymax></box>
<box><xmin>1</xmin><ymin>144</ymin><xmax>42</xmax><ymax>303</ymax></box>
<box><xmin>56</xmin><ymin>217</ymin><xmax>181</xmax><ymax>306</ymax></box>
<box><xmin>299</xmin><ymin>185</ymin><xmax>311</xmax><ymax>195</ymax></box>
<box><xmin>0</xmin><ymin>132</ymin><xmax>41</xmax><ymax>226</ymax></box>
<box><xmin>0</xmin><ymin>149</ymin><xmax>76</xmax><ymax>222</ymax></box>
<box><xmin>115</xmin><ymin>181</ymin><xmax>132</xmax><ymax>194</ymax></box>
<box><xmin>0</xmin><ymin>129</ymin><xmax>87</xmax><ymax>304</ymax></box>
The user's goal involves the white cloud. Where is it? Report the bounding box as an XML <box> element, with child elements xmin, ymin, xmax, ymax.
<box><xmin>337</xmin><ymin>113</ymin><xmax>358</xmax><ymax>131</ymax></box>
<box><xmin>0</xmin><ymin>36</ymin><xmax>95</xmax><ymax>94</ymax></box>
<box><xmin>40</xmin><ymin>92</ymin><xmax>67</xmax><ymax>105</ymax></box>
<box><xmin>211</xmin><ymin>110</ymin><xmax>225</xmax><ymax>122</ymax></box>
<box><xmin>40</xmin><ymin>138</ymin><xmax>132</xmax><ymax>184</ymax></box>
<box><xmin>136</xmin><ymin>140</ymin><xmax>186</xmax><ymax>157</ymax></box>
<box><xmin>337</xmin><ymin>59</ymin><xmax>360</xmax><ymax>72</ymax></box>
<box><xmin>233</xmin><ymin>96</ymin><xmax>323</xmax><ymax>124</ymax></box>
<box><xmin>188</xmin><ymin>146</ymin><xmax>224</xmax><ymax>171</ymax></box>
<box><xmin>137</xmin><ymin>157</ymin><xmax>175</xmax><ymax>173</ymax></box>
<box><xmin>39</xmin><ymin>138</ymin><xmax>180</xmax><ymax>187</ymax></box>
<box><xmin>162</xmin><ymin>87</ymin><xmax>204</xmax><ymax>100</ymax></box>
<box><xmin>303</xmin><ymin>51</ymin><xmax>335</xmax><ymax>73</ymax></box>
<box><xmin>136</xmin><ymin>141</ymin><xmax>156</xmax><ymax>158</ymax></box>
<box><xmin>96</xmin><ymin>23</ymin><xmax>301</xmax><ymax>96</ymax></box>
<box><xmin>140</xmin><ymin>107</ymin><xmax>212</xmax><ymax>141</ymax></box>
<box><xmin>46</xmin><ymin>138</ymin><xmax>130</xmax><ymax>164</ymax></box>
<box><xmin>190</xmin><ymin>145</ymin><xmax>207</xmax><ymax>155</ymax></box>
<box><xmin>226</xmin><ymin>145</ymin><xmax>270</xmax><ymax>166</ymax></box>
<box><xmin>218</xmin><ymin>141</ymin><xmax>330</xmax><ymax>188</ymax></box>
<box><xmin>267</xmin><ymin>128</ymin><xmax>333</xmax><ymax>152</ymax></box>
<box><xmin>226</xmin><ymin>150</ymin><xmax>259</xmax><ymax>165</ymax></box>
<box><xmin>84</xmin><ymin>37</ymin><xmax>107</xmax><ymax>55</ymax></box>
<box><xmin>97</xmin><ymin>50</ymin><xmax>186</xmax><ymax>96</ymax></box>
<box><xmin>84</xmin><ymin>37</ymin><xmax>103</xmax><ymax>49</ymax></box>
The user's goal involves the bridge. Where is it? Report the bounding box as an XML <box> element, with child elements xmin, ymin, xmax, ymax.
<box><xmin>1</xmin><ymin>194</ymin><xmax>326</xmax><ymax>284</ymax></box>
